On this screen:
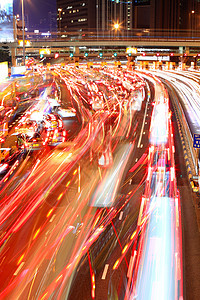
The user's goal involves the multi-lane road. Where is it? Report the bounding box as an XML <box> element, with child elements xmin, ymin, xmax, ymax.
<box><xmin>0</xmin><ymin>64</ymin><xmax>200</xmax><ymax>300</ymax></box>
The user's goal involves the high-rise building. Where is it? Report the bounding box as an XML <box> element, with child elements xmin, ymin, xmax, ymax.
<box><xmin>56</xmin><ymin>0</ymin><xmax>96</xmax><ymax>32</ymax></box>
<box><xmin>96</xmin><ymin>0</ymin><xmax>133</xmax><ymax>32</ymax></box>
<box><xmin>188</xmin><ymin>0</ymin><xmax>200</xmax><ymax>32</ymax></box>
<box><xmin>56</xmin><ymin>0</ymin><xmax>192</xmax><ymax>34</ymax></box>
<box><xmin>48</xmin><ymin>12</ymin><xmax>57</xmax><ymax>32</ymax></box>
<box><xmin>149</xmin><ymin>0</ymin><xmax>189</xmax><ymax>30</ymax></box>
<box><xmin>56</xmin><ymin>0</ymin><xmax>134</xmax><ymax>33</ymax></box>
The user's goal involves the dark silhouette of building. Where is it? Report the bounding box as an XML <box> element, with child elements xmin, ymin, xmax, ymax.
<box><xmin>150</xmin><ymin>0</ymin><xmax>189</xmax><ymax>30</ymax></box>
<box><xmin>56</xmin><ymin>0</ymin><xmax>96</xmax><ymax>32</ymax></box>
<box><xmin>48</xmin><ymin>12</ymin><xmax>57</xmax><ymax>32</ymax></box>
<box><xmin>56</xmin><ymin>0</ymin><xmax>193</xmax><ymax>34</ymax></box>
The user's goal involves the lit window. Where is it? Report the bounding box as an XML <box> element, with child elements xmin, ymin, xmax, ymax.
<box><xmin>78</xmin><ymin>18</ymin><xmax>87</xmax><ymax>22</ymax></box>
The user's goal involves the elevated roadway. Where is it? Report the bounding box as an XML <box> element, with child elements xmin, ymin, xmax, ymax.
<box><xmin>3</xmin><ymin>31</ymin><xmax>200</xmax><ymax>63</ymax></box>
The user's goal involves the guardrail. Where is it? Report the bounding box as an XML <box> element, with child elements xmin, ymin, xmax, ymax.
<box><xmin>162</xmin><ymin>79</ymin><xmax>198</xmax><ymax>191</ymax></box>
<box><xmin>17</xmin><ymin>28</ymin><xmax>200</xmax><ymax>40</ymax></box>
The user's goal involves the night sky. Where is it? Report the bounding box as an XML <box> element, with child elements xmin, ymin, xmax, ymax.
<box><xmin>14</xmin><ymin>0</ymin><xmax>57</xmax><ymax>30</ymax></box>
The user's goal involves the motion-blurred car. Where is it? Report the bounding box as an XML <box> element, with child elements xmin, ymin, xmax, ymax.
<box><xmin>17</xmin><ymin>133</ymin><xmax>43</xmax><ymax>151</ymax></box>
<box><xmin>57</xmin><ymin>107</ymin><xmax>77</xmax><ymax>120</ymax></box>
<box><xmin>43</xmin><ymin>114</ymin><xmax>63</xmax><ymax>131</ymax></box>
<box><xmin>0</xmin><ymin>150</ymin><xmax>25</xmax><ymax>176</ymax></box>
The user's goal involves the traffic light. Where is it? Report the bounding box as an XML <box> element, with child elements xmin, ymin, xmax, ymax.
<box><xmin>40</xmin><ymin>54</ymin><xmax>44</xmax><ymax>59</ymax></box>
<box><xmin>54</xmin><ymin>53</ymin><xmax>59</xmax><ymax>59</ymax></box>
<box><xmin>99</xmin><ymin>52</ymin><xmax>103</xmax><ymax>58</ymax></box>
<box><xmin>70</xmin><ymin>53</ymin><xmax>74</xmax><ymax>58</ymax></box>
<box><xmin>84</xmin><ymin>52</ymin><xmax>88</xmax><ymax>57</ymax></box>
<box><xmin>128</xmin><ymin>53</ymin><xmax>132</xmax><ymax>57</ymax></box>
<box><xmin>114</xmin><ymin>52</ymin><xmax>117</xmax><ymax>57</ymax></box>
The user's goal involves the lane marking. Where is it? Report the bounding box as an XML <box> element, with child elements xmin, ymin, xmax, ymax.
<box><xmin>102</xmin><ymin>264</ymin><xmax>109</xmax><ymax>280</ymax></box>
<box><xmin>127</xmin><ymin>251</ymin><xmax>137</xmax><ymax>278</ymax></box>
<box><xmin>14</xmin><ymin>262</ymin><xmax>25</xmax><ymax>276</ymax></box>
<box><xmin>137</xmin><ymin>96</ymin><xmax>149</xmax><ymax>148</ymax></box>
<box><xmin>119</xmin><ymin>211</ymin><xmax>123</xmax><ymax>220</ymax></box>
<box><xmin>50</xmin><ymin>214</ymin><xmax>56</xmax><ymax>223</ymax></box>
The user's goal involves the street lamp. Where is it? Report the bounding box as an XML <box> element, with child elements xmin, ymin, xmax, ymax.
<box><xmin>113</xmin><ymin>22</ymin><xmax>120</xmax><ymax>39</ymax></box>
<box><xmin>189</xmin><ymin>10</ymin><xmax>195</xmax><ymax>37</ymax></box>
<box><xmin>113</xmin><ymin>23</ymin><xmax>120</xmax><ymax>30</ymax></box>
<box><xmin>22</xmin><ymin>0</ymin><xmax>25</xmax><ymax>66</ymax></box>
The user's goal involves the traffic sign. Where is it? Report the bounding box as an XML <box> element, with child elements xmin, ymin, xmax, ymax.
<box><xmin>193</xmin><ymin>134</ymin><xmax>200</xmax><ymax>148</ymax></box>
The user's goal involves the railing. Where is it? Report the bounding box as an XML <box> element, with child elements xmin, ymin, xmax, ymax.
<box><xmin>22</xmin><ymin>29</ymin><xmax>200</xmax><ymax>42</ymax></box>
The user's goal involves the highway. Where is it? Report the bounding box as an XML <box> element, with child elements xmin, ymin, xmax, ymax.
<box><xmin>0</xmin><ymin>64</ymin><xmax>199</xmax><ymax>299</ymax></box>
<box><xmin>127</xmin><ymin>74</ymin><xmax>182</xmax><ymax>300</ymax></box>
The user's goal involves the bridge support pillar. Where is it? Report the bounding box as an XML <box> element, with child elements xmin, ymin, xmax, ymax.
<box><xmin>11</xmin><ymin>47</ymin><xmax>16</xmax><ymax>67</ymax></box>
<box><xmin>179</xmin><ymin>46</ymin><xmax>184</xmax><ymax>54</ymax></box>
<box><xmin>127</xmin><ymin>56</ymin><xmax>135</xmax><ymax>70</ymax></box>
<box><xmin>73</xmin><ymin>47</ymin><xmax>80</xmax><ymax>63</ymax></box>
<box><xmin>185</xmin><ymin>46</ymin><xmax>190</xmax><ymax>55</ymax></box>
<box><xmin>74</xmin><ymin>46</ymin><xmax>79</xmax><ymax>55</ymax></box>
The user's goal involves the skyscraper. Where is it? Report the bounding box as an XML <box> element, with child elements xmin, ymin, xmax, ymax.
<box><xmin>48</xmin><ymin>11</ymin><xmax>57</xmax><ymax>32</ymax></box>
<box><xmin>56</xmin><ymin>0</ymin><xmax>191</xmax><ymax>34</ymax></box>
<box><xmin>56</xmin><ymin>0</ymin><xmax>96</xmax><ymax>32</ymax></box>
<box><xmin>150</xmin><ymin>0</ymin><xmax>189</xmax><ymax>30</ymax></box>
<box><xmin>56</xmin><ymin>0</ymin><xmax>133</xmax><ymax>33</ymax></box>
<box><xmin>96</xmin><ymin>0</ymin><xmax>133</xmax><ymax>32</ymax></box>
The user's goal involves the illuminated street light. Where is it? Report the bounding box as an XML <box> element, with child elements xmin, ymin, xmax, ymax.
<box><xmin>113</xmin><ymin>22</ymin><xmax>121</xmax><ymax>39</ymax></box>
<box><xmin>189</xmin><ymin>10</ymin><xmax>195</xmax><ymax>37</ymax></box>
<box><xmin>113</xmin><ymin>23</ymin><xmax>120</xmax><ymax>30</ymax></box>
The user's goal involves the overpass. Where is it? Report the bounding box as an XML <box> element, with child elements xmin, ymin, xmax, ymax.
<box><xmin>1</xmin><ymin>29</ymin><xmax>200</xmax><ymax>64</ymax></box>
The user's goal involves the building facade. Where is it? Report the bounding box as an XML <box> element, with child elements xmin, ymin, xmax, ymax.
<box><xmin>56</xmin><ymin>0</ymin><xmax>192</xmax><ymax>34</ymax></box>
<box><xmin>56</xmin><ymin>0</ymin><xmax>96</xmax><ymax>32</ymax></box>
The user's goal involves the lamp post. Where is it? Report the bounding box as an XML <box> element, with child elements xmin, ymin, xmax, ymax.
<box><xmin>22</xmin><ymin>0</ymin><xmax>25</xmax><ymax>66</ymax></box>
<box><xmin>189</xmin><ymin>10</ymin><xmax>195</xmax><ymax>38</ymax></box>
